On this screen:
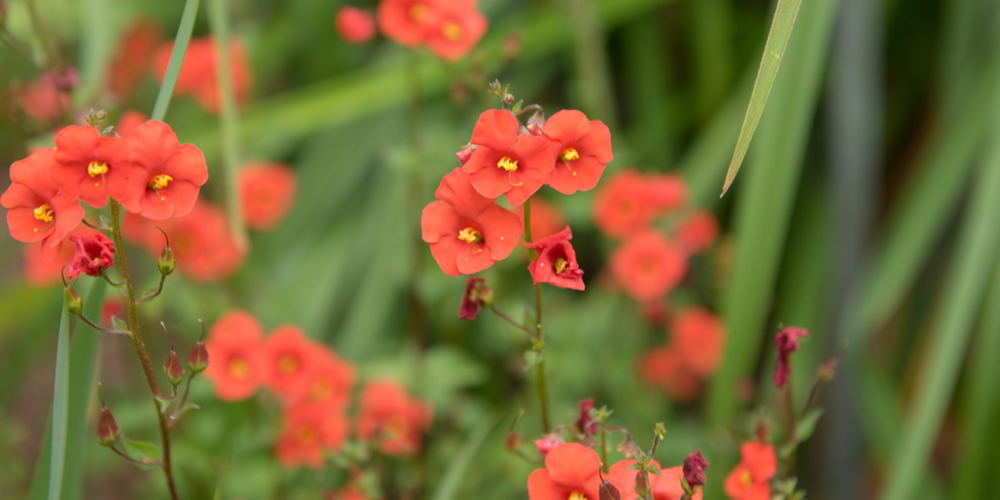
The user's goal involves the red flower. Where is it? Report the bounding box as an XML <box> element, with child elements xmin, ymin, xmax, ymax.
<box><xmin>238</xmin><ymin>162</ymin><xmax>298</xmax><ymax>230</ymax></box>
<box><xmin>11</xmin><ymin>76</ymin><xmax>71</xmax><ymax>123</ymax></box>
<box><xmin>120</xmin><ymin>120</ymin><xmax>208</xmax><ymax>219</ymax></box>
<box><xmin>152</xmin><ymin>36</ymin><xmax>252</xmax><ymax>114</ymax></box>
<box><xmin>516</xmin><ymin>197</ymin><xmax>566</xmax><ymax>242</ymax></box>
<box><xmin>575</xmin><ymin>398</ymin><xmax>597</xmax><ymax>435</ymax></box>
<box><xmin>650</xmin><ymin>174</ymin><xmax>687</xmax><ymax>211</ymax></box>
<box><xmin>610</xmin><ymin>230</ymin><xmax>687</xmax><ymax>301</ymax></box>
<box><xmin>260</xmin><ymin>326</ymin><xmax>322</xmax><ymax>400</ymax></box>
<box><xmin>527</xmin><ymin>442</ymin><xmax>609</xmax><ymax>500</ymax></box>
<box><xmin>2</xmin><ymin>148</ymin><xmax>85</xmax><ymax>262</ymax></box>
<box><xmin>609</xmin><ymin>460</ymin><xmax>703</xmax><ymax>500</ymax></box>
<box><xmin>50</xmin><ymin>126</ymin><xmax>131</xmax><ymax>207</ymax></box>
<box><xmin>534</xmin><ymin>433</ymin><xmax>565</xmax><ymax>457</ymax></box>
<box><xmin>65</xmin><ymin>233</ymin><xmax>115</xmax><ymax>279</ymax></box>
<box><xmin>526</xmin><ymin>226</ymin><xmax>584</xmax><ymax>290</ymax></box>
<box><xmin>723</xmin><ymin>442</ymin><xmax>775</xmax><ymax>500</ymax></box>
<box><xmin>275</xmin><ymin>403</ymin><xmax>348</xmax><ymax>469</ymax></box>
<box><xmin>421</xmin><ymin>168</ymin><xmax>522</xmax><ymax>276</ymax></box>
<box><xmin>377</xmin><ymin>0</ymin><xmax>439</xmax><ymax>47</ymax></box>
<box><xmin>639</xmin><ymin>347</ymin><xmax>699</xmax><ymax>401</ymax></box>
<box><xmin>107</xmin><ymin>18</ymin><xmax>163</xmax><ymax>99</ymax></box>
<box><xmin>22</xmin><ymin>226</ymin><xmax>95</xmax><ymax>286</ymax></box>
<box><xmin>670</xmin><ymin>307</ymin><xmax>725</xmax><ymax>376</ymax></box>
<box><xmin>459</xmin><ymin>277</ymin><xmax>493</xmax><ymax>320</ymax></box>
<box><xmin>336</xmin><ymin>7</ymin><xmax>376</xmax><ymax>44</ymax></box>
<box><xmin>592</xmin><ymin>170</ymin><xmax>656</xmax><ymax>238</ymax></box>
<box><xmin>116</xmin><ymin>110</ymin><xmax>148</xmax><ymax>138</ymax></box>
<box><xmin>675</xmin><ymin>210</ymin><xmax>718</xmax><ymax>253</ymax></box>
<box><xmin>295</xmin><ymin>345</ymin><xmax>356</xmax><ymax>411</ymax></box>
<box><xmin>425</xmin><ymin>3</ymin><xmax>488</xmax><ymax>62</ymax></box>
<box><xmin>773</xmin><ymin>326</ymin><xmax>809</xmax><ymax>388</ymax></box>
<box><xmin>541</xmin><ymin>110</ymin><xmax>613</xmax><ymax>195</ymax></box>
<box><xmin>204</xmin><ymin>310</ymin><xmax>264</xmax><ymax>401</ymax></box>
<box><xmin>463</xmin><ymin>109</ymin><xmax>555</xmax><ymax>206</ymax></box>
<box><xmin>357</xmin><ymin>379</ymin><xmax>433</xmax><ymax>455</ymax></box>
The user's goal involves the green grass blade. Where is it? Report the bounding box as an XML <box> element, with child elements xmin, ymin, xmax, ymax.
<box><xmin>46</xmin><ymin>296</ymin><xmax>72</xmax><ymax>500</ymax></box>
<box><xmin>430</xmin><ymin>410</ymin><xmax>503</xmax><ymax>500</ymax></box>
<box><xmin>879</xmin><ymin>117</ymin><xmax>1000</xmax><ymax>500</ymax></box>
<box><xmin>150</xmin><ymin>0</ymin><xmax>202</xmax><ymax>121</ymax></box>
<box><xmin>720</xmin><ymin>0</ymin><xmax>803</xmax><ymax>195</ymax></box>
<box><xmin>705</xmin><ymin>0</ymin><xmax>838</xmax><ymax>426</ymax></box>
<box><xmin>74</xmin><ymin>0</ymin><xmax>112</xmax><ymax>106</ymax></box>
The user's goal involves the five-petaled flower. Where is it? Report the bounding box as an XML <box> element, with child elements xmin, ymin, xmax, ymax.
<box><xmin>275</xmin><ymin>402</ymin><xmax>348</xmax><ymax>469</ymax></box>
<box><xmin>424</xmin><ymin>2</ymin><xmax>488</xmax><ymax>62</ymax></box>
<box><xmin>528</xmin><ymin>442</ymin><xmax>617</xmax><ymax>500</ymax></box>
<box><xmin>723</xmin><ymin>442</ymin><xmax>776</xmax><ymax>500</ymax></box>
<box><xmin>463</xmin><ymin>109</ymin><xmax>555</xmax><ymax>206</ymax></box>
<box><xmin>121</xmin><ymin>120</ymin><xmax>209</xmax><ymax>220</ymax></box>
<box><xmin>541</xmin><ymin>110</ymin><xmax>613</xmax><ymax>195</ymax></box>
<box><xmin>204</xmin><ymin>310</ymin><xmax>264</xmax><ymax>401</ymax></box>
<box><xmin>610</xmin><ymin>230</ymin><xmax>687</xmax><ymax>301</ymax></box>
<box><xmin>357</xmin><ymin>379</ymin><xmax>433</xmax><ymax>455</ymax></box>
<box><xmin>65</xmin><ymin>233</ymin><xmax>116</xmax><ymax>279</ymax></box>
<box><xmin>592</xmin><ymin>170</ymin><xmax>657</xmax><ymax>238</ymax></box>
<box><xmin>238</xmin><ymin>162</ymin><xmax>298</xmax><ymax>231</ymax></box>
<box><xmin>260</xmin><ymin>325</ymin><xmax>322</xmax><ymax>401</ymax></box>
<box><xmin>527</xmin><ymin>226</ymin><xmax>584</xmax><ymax>290</ymax></box>
<box><xmin>50</xmin><ymin>126</ymin><xmax>131</xmax><ymax>207</ymax></box>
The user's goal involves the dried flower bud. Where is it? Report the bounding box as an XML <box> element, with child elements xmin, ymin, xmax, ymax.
<box><xmin>617</xmin><ymin>434</ymin><xmax>637</xmax><ymax>458</ymax></box>
<box><xmin>164</xmin><ymin>350</ymin><xmax>183</xmax><ymax>386</ymax></box>
<box><xmin>774</xmin><ymin>326</ymin><xmax>809</xmax><ymax>388</ymax></box>
<box><xmin>818</xmin><ymin>358</ymin><xmax>838</xmax><ymax>382</ymax></box>
<box><xmin>187</xmin><ymin>341</ymin><xmax>209</xmax><ymax>374</ymax></box>
<box><xmin>47</xmin><ymin>68</ymin><xmax>80</xmax><ymax>91</ymax></box>
<box><xmin>455</xmin><ymin>145</ymin><xmax>475</xmax><ymax>165</ymax></box>
<box><xmin>66</xmin><ymin>233</ymin><xmax>115</xmax><ymax>279</ymax></box>
<box><xmin>504</xmin><ymin>429</ymin><xmax>521</xmax><ymax>451</ymax></box>
<box><xmin>756</xmin><ymin>420</ymin><xmax>770</xmax><ymax>442</ymax></box>
<box><xmin>459</xmin><ymin>277</ymin><xmax>494</xmax><ymax>320</ymax></box>
<box><xmin>682</xmin><ymin>449</ymin><xmax>709</xmax><ymax>488</ymax></box>
<box><xmin>526</xmin><ymin>112</ymin><xmax>546</xmax><ymax>135</ymax></box>
<box><xmin>533</xmin><ymin>432</ymin><xmax>564</xmax><ymax>456</ymax></box>
<box><xmin>97</xmin><ymin>405</ymin><xmax>119</xmax><ymax>446</ymax></box>
<box><xmin>65</xmin><ymin>287</ymin><xmax>82</xmax><ymax>316</ymax></box>
<box><xmin>501</xmin><ymin>33</ymin><xmax>522</xmax><ymax>60</ymax></box>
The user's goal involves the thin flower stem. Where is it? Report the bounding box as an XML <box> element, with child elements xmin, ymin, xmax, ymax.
<box><xmin>168</xmin><ymin>374</ymin><xmax>196</xmax><ymax>426</ymax></box>
<box><xmin>524</xmin><ymin>198</ymin><xmax>551</xmax><ymax>433</ymax></box>
<box><xmin>782</xmin><ymin>380</ymin><xmax>798</xmax><ymax>479</ymax></box>
<box><xmin>102</xmin><ymin>273</ymin><xmax>124</xmax><ymax>288</ymax></box>
<box><xmin>136</xmin><ymin>275</ymin><xmax>167</xmax><ymax>305</ymax></box>
<box><xmin>800</xmin><ymin>377</ymin><xmax>826</xmax><ymax>420</ymax></box>
<box><xmin>76</xmin><ymin>313</ymin><xmax>129</xmax><ymax>335</ymax></box>
<box><xmin>514</xmin><ymin>104</ymin><xmax>544</xmax><ymax>116</ymax></box>
<box><xmin>489</xmin><ymin>306</ymin><xmax>537</xmax><ymax>336</ymax></box>
<box><xmin>110</xmin><ymin>444</ymin><xmax>162</xmax><ymax>467</ymax></box>
<box><xmin>109</xmin><ymin>201</ymin><xmax>180</xmax><ymax>500</ymax></box>
<box><xmin>599</xmin><ymin>419</ymin><xmax>609</xmax><ymax>472</ymax></box>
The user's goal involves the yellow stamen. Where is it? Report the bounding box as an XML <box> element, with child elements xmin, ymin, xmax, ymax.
<box><xmin>442</xmin><ymin>20</ymin><xmax>463</xmax><ymax>41</ymax></box>
<box><xmin>568</xmin><ymin>492</ymin><xmax>587</xmax><ymax>500</ymax></box>
<box><xmin>228</xmin><ymin>358</ymin><xmax>251</xmax><ymax>380</ymax></box>
<box><xmin>554</xmin><ymin>258</ymin><xmax>569</xmax><ymax>274</ymax></box>
<box><xmin>295</xmin><ymin>426</ymin><xmax>319</xmax><ymax>445</ymax></box>
<box><xmin>33</xmin><ymin>204</ymin><xmax>54</xmax><ymax>222</ymax></box>
<box><xmin>409</xmin><ymin>3</ymin><xmax>427</xmax><ymax>21</ymax></box>
<box><xmin>87</xmin><ymin>161</ymin><xmax>108</xmax><ymax>177</ymax></box>
<box><xmin>497</xmin><ymin>156</ymin><xmax>519</xmax><ymax>172</ymax></box>
<box><xmin>278</xmin><ymin>354</ymin><xmax>299</xmax><ymax>375</ymax></box>
<box><xmin>560</xmin><ymin>148</ymin><xmax>580</xmax><ymax>162</ymax></box>
<box><xmin>457</xmin><ymin>227</ymin><xmax>482</xmax><ymax>243</ymax></box>
<box><xmin>739</xmin><ymin>469</ymin><xmax>753</xmax><ymax>488</ymax></box>
<box><xmin>149</xmin><ymin>174</ymin><xmax>173</xmax><ymax>190</ymax></box>
<box><xmin>309</xmin><ymin>380</ymin><xmax>333</xmax><ymax>403</ymax></box>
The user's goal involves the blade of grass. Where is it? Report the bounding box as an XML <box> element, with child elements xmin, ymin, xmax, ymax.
<box><xmin>560</xmin><ymin>0</ymin><xmax>617</xmax><ymax>124</ymax></box>
<box><xmin>879</xmin><ymin>116</ymin><xmax>1000</xmax><ymax>500</ymax></box>
<box><xmin>706</xmin><ymin>0</ymin><xmax>838</xmax><ymax>426</ymax></box>
<box><xmin>150</xmin><ymin>0</ymin><xmax>202</xmax><ymax>121</ymax></box>
<box><xmin>73</xmin><ymin>0</ymin><xmax>112</xmax><ymax>105</ymax></box>
<box><xmin>720</xmin><ymin>0</ymin><xmax>804</xmax><ymax>195</ymax></box>
<box><xmin>46</xmin><ymin>295</ymin><xmax>72</xmax><ymax>500</ymax></box>
<box><xmin>430</xmin><ymin>409</ymin><xmax>503</xmax><ymax>500</ymax></box>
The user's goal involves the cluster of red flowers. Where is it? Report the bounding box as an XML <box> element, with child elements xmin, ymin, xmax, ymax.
<box><xmin>9</xmin><ymin>68</ymin><xmax>76</xmax><ymax>126</ymax></box>
<box><xmin>422</xmin><ymin>106</ymin><xmax>612</xmax><ymax>294</ymax></box>
<box><xmin>639</xmin><ymin>307</ymin><xmax>726</xmax><ymax>401</ymax></box>
<box><xmin>203</xmin><ymin>310</ymin><xmax>431</xmax><ymax>468</ymax></box>
<box><xmin>723</xmin><ymin>441</ymin><xmax>776</xmax><ymax>500</ymax></box>
<box><xmin>336</xmin><ymin>0</ymin><xmax>488</xmax><ymax>62</ymax></box>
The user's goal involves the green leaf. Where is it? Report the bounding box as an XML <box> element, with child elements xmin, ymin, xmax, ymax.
<box><xmin>796</xmin><ymin>408</ymin><xmax>824</xmax><ymax>443</ymax></box>
<box><xmin>429</xmin><ymin>410</ymin><xmax>502</xmax><ymax>500</ymax></box>
<box><xmin>121</xmin><ymin>436</ymin><xmax>162</xmax><ymax>468</ymax></box>
<box><xmin>111</xmin><ymin>315</ymin><xmax>129</xmax><ymax>332</ymax></box>
<box><xmin>150</xmin><ymin>0</ymin><xmax>202</xmax><ymax>121</ymax></box>
<box><xmin>46</xmin><ymin>296</ymin><xmax>72</xmax><ymax>500</ymax></box>
<box><xmin>720</xmin><ymin>0</ymin><xmax>804</xmax><ymax>195</ymax></box>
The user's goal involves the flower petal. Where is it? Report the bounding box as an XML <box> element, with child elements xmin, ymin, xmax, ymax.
<box><xmin>477</xmin><ymin>204</ymin><xmax>522</xmax><ymax>261</ymax></box>
<box><xmin>471</xmin><ymin>109</ymin><xmax>518</xmax><ymax>150</ymax></box>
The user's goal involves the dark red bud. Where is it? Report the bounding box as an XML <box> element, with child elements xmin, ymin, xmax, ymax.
<box><xmin>504</xmin><ymin>430</ymin><xmax>521</xmax><ymax>451</ymax></box>
<box><xmin>682</xmin><ymin>450</ymin><xmax>709</xmax><ymax>488</ymax></box>
<box><xmin>164</xmin><ymin>350</ymin><xmax>183</xmax><ymax>386</ymax></box>
<box><xmin>599</xmin><ymin>479</ymin><xmax>622</xmax><ymax>500</ymax></box>
<box><xmin>97</xmin><ymin>406</ymin><xmax>119</xmax><ymax>446</ymax></box>
<box><xmin>187</xmin><ymin>341</ymin><xmax>208</xmax><ymax>374</ymax></box>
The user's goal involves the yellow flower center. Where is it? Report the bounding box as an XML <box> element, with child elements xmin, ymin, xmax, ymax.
<box><xmin>458</xmin><ymin>227</ymin><xmax>482</xmax><ymax>243</ymax></box>
<box><xmin>409</xmin><ymin>3</ymin><xmax>427</xmax><ymax>21</ymax></box>
<box><xmin>33</xmin><ymin>204</ymin><xmax>54</xmax><ymax>222</ymax></box>
<box><xmin>739</xmin><ymin>469</ymin><xmax>753</xmax><ymax>488</ymax></box>
<box><xmin>442</xmin><ymin>20</ymin><xmax>463</xmax><ymax>41</ymax></box>
<box><xmin>296</xmin><ymin>425</ymin><xmax>319</xmax><ymax>445</ymax></box>
<box><xmin>309</xmin><ymin>379</ymin><xmax>333</xmax><ymax>403</ymax></box>
<box><xmin>560</xmin><ymin>148</ymin><xmax>580</xmax><ymax>162</ymax></box>
<box><xmin>554</xmin><ymin>258</ymin><xmax>569</xmax><ymax>274</ymax></box>
<box><xmin>278</xmin><ymin>354</ymin><xmax>300</xmax><ymax>375</ymax></box>
<box><xmin>88</xmin><ymin>161</ymin><xmax>109</xmax><ymax>177</ymax></box>
<box><xmin>497</xmin><ymin>156</ymin><xmax>519</xmax><ymax>172</ymax></box>
<box><xmin>149</xmin><ymin>174</ymin><xmax>173</xmax><ymax>190</ymax></box>
<box><xmin>228</xmin><ymin>358</ymin><xmax>251</xmax><ymax>380</ymax></box>
<box><xmin>568</xmin><ymin>492</ymin><xmax>587</xmax><ymax>500</ymax></box>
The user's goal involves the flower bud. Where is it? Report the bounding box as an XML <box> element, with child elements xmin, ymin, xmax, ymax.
<box><xmin>455</xmin><ymin>145</ymin><xmax>475</xmax><ymax>165</ymax></box>
<box><xmin>682</xmin><ymin>449</ymin><xmax>709</xmax><ymax>489</ymax></box>
<box><xmin>818</xmin><ymin>358</ymin><xmax>838</xmax><ymax>382</ymax></box>
<box><xmin>187</xmin><ymin>341</ymin><xmax>209</xmax><ymax>374</ymax></box>
<box><xmin>527</xmin><ymin>112</ymin><xmax>546</xmax><ymax>135</ymax></box>
<box><xmin>97</xmin><ymin>405</ymin><xmax>119</xmax><ymax>446</ymax></box>
<box><xmin>65</xmin><ymin>287</ymin><xmax>82</xmax><ymax>315</ymax></box>
<box><xmin>599</xmin><ymin>479</ymin><xmax>622</xmax><ymax>500</ymax></box>
<box><xmin>158</xmin><ymin>246</ymin><xmax>176</xmax><ymax>276</ymax></box>
<box><xmin>504</xmin><ymin>429</ymin><xmax>521</xmax><ymax>451</ymax></box>
<box><xmin>164</xmin><ymin>350</ymin><xmax>183</xmax><ymax>386</ymax></box>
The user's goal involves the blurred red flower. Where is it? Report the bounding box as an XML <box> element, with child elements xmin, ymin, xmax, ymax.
<box><xmin>639</xmin><ymin>347</ymin><xmax>699</xmax><ymax>402</ymax></box>
<box><xmin>670</xmin><ymin>307</ymin><xmax>725</xmax><ymax>377</ymax></box>
<box><xmin>424</xmin><ymin>3</ymin><xmax>487</xmax><ymax>62</ymax></box>
<box><xmin>116</xmin><ymin>110</ymin><xmax>147</xmax><ymax>138</ymax></box>
<box><xmin>421</xmin><ymin>168</ymin><xmax>521</xmax><ymax>276</ymax></box>
<box><xmin>609</xmin><ymin>460</ymin><xmax>703</xmax><ymax>500</ymax></box>
<box><xmin>356</xmin><ymin>379</ymin><xmax>433</xmax><ymax>455</ymax></box>
<box><xmin>534</xmin><ymin>433</ymin><xmax>564</xmax><ymax>457</ymax></box>
<box><xmin>723</xmin><ymin>442</ymin><xmax>776</xmax><ymax>500</ymax></box>
<box><xmin>238</xmin><ymin>162</ymin><xmax>298</xmax><ymax>231</ymax></box>
<box><xmin>275</xmin><ymin>402</ymin><xmax>348</xmax><ymax>469</ymax></box>
<box><xmin>296</xmin><ymin>346</ymin><xmax>356</xmax><ymax>411</ymax></box>
<box><xmin>649</xmin><ymin>173</ymin><xmax>687</xmax><ymax>212</ymax></box>
<box><xmin>204</xmin><ymin>310</ymin><xmax>264</xmax><ymax>401</ymax></box>
<box><xmin>152</xmin><ymin>36</ymin><xmax>252</xmax><ymax>114</ymax></box>
<box><xmin>11</xmin><ymin>76</ymin><xmax>71</xmax><ymax>123</ymax></box>
<box><xmin>378</xmin><ymin>0</ymin><xmax>438</xmax><ymax>47</ymax></box>
<box><xmin>260</xmin><ymin>325</ymin><xmax>323</xmax><ymax>400</ymax></box>
<box><xmin>526</xmin><ymin>226</ymin><xmax>585</xmax><ymax>291</ymax></box>
<box><xmin>592</xmin><ymin>170</ymin><xmax>656</xmax><ymax>238</ymax></box>
<box><xmin>675</xmin><ymin>210</ymin><xmax>719</xmax><ymax>253</ymax></box>
<box><xmin>527</xmin><ymin>442</ymin><xmax>610</xmax><ymax>500</ymax></box>
<box><xmin>336</xmin><ymin>7</ymin><xmax>376</xmax><ymax>44</ymax></box>
<box><xmin>463</xmin><ymin>109</ymin><xmax>555</xmax><ymax>206</ymax></box>
<box><xmin>107</xmin><ymin>18</ymin><xmax>164</xmax><ymax>99</ymax></box>
<box><xmin>515</xmin><ymin>197</ymin><xmax>566</xmax><ymax>242</ymax></box>
<box><xmin>51</xmin><ymin>126</ymin><xmax>131</xmax><ymax>207</ymax></box>
<box><xmin>121</xmin><ymin>120</ymin><xmax>208</xmax><ymax>220</ymax></box>
<box><xmin>2</xmin><ymin>148</ymin><xmax>85</xmax><ymax>262</ymax></box>
<box><xmin>65</xmin><ymin>233</ymin><xmax>115</xmax><ymax>279</ymax></box>
<box><xmin>609</xmin><ymin>230</ymin><xmax>687</xmax><ymax>301</ymax></box>
<box><xmin>541</xmin><ymin>110</ymin><xmax>613</xmax><ymax>195</ymax></box>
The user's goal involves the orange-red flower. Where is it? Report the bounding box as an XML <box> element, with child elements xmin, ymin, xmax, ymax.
<box><xmin>377</xmin><ymin>0</ymin><xmax>440</xmax><ymax>47</ymax></box>
<box><xmin>50</xmin><ymin>126</ymin><xmax>131</xmax><ymax>207</ymax></box>
<box><xmin>151</xmin><ymin>36</ymin><xmax>252</xmax><ymax>114</ymax></box>
<box><xmin>609</xmin><ymin>460</ymin><xmax>703</xmax><ymax>500</ymax></box>
<box><xmin>260</xmin><ymin>326</ymin><xmax>322</xmax><ymax>400</ymax></box>
<box><xmin>204</xmin><ymin>310</ymin><xmax>264</xmax><ymax>401</ymax></box>
<box><xmin>610</xmin><ymin>230</ymin><xmax>687</xmax><ymax>301</ymax></box>
<box><xmin>542</xmin><ymin>110</ymin><xmax>613</xmax><ymax>195</ymax></box>
<box><xmin>526</xmin><ymin>226</ymin><xmax>584</xmax><ymax>291</ymax></box>
<box><xmin>22</xmin><ymin>226</ymin><xmax>95</xmax><ymax>286</ymax></box>
<box><xmin>65</xmin><ymin>233</ymin><xmax>115</xmax><ymax>279</ymax></box>
<box><xmin>295</xmin><ymin>346</ymin><xmax>356</xmax><ymax>410</ymax></box>
<box><xmin>356</xmin><ymin>379</ymin><xmax>433</xmax><ymax>455</ymax></box>
<box><xmin>275</xmin><ymin>402</ymin><xmax>348</xmax><ymax>469</ymax></box>
<box><xmin>121</xmin><ymin>120</ymin><xmax>208</xmax><ymax>220</ymax></box>
<box><xmin>463</xmin><ymin>110</ymin><xmax>555</xmax><ymax>206</ymax></box>
<box><xmin>238</xmin><ymin>162</ymin><xmax>297</xmax><ymax>231</ymax></box>
<box><xmin>2</xmin><ymin>148</ymin><xmax>85</xmax><ymax>262</ymax></box>
<box><xmin>425</xmin><ymin>3</ymin><xmax>487</xmax><ymax>62</ymax></box>
<box><xmin>516</xmin><ymin>197</ymin><xmax>566</xmax><ymax>242</ymax></box>
<box><xmin>107</xmin><ymin>18</ymin><xmax>163</xmax><ymax>99</ymax></box>
<box><xmin>675</xmin><ymin>210</ymin><xmax>718</xmax><ymax>253</ymax></box>
<box><xmin>527</xmin><ymin>442</ymin><xmax>611</xmax><ymax>500</ymax></box>
<box><xmin>11</xmin><ymin>76</ymin><xmax>71</xmax><ymax>123</ymax></box>
<box><xmin>639</xmin><ymin>347</ymin><xmax>699</xmax><ymax>402</ymax></box>
<box><xmin>116</xmin><ymin>110</ymin><xmax>148</xmax><ymax>138</ymax></box>
<box><xmin>336</xmin><ymin>7</ymin><xmax>376</xmax><ymax>44</ymax></box>
<box><xmin>421</xmin><ymin>168</ymin><xmax>522</xmax><ymax>276</ymax></box>
<box><xmin>650</xmin><ymin>174</ymin><xmax>687</xmax><ymax>212</ymax></box>
<box><xmin>670</xmin><ymin>307</ymin><xmax>725</xmax><ymax>377</ymax></box>
<box><xmin>723</xmin><ymin>442</ymin><xmax>776</xmax><ymax>500</ymax></box>
<box><xmin>592</xmin><ymin>170</ymin><xmax>656</xmax><ymax>238</ymax></box>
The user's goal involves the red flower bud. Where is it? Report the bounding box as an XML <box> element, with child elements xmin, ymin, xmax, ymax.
<box><xmin>818</xmin><ymin>357</ymin><xmax>838</xmax><ymax>382</ymax></box>
<box><xmin>158</xmin><ymin>246</ymin><xmax>176</xmax><ymax>276</ymax></box>
<box><xmin>66</xmin><ymin>233</ymin><xmax>115</xmax><ymax>279</ymax></box>
<box><xmin>575</xmin><ymin>398</ymin><xmax>597</xmax><ymax>435</ymax></box>
<box><xmin>97</xmin><ymin>405</ymin><xmax>119</xmax><ymax>446</ymax></box>
<box><xmin>505</xmin><ymin>430</ymin><xmax>521</xmax><ymax>451</ymax></box>
<box><xmin>773</xmin><ymin>326</ymin><xmax>809</xmax><ymax>388</ymax></box>
<box><xmin>455</xmin><ymin>145</ymin><xmax>474</xmax><ymax>165</ymax></box>
<box><xmin>187</xmin><ymin>340</ymin><xmax>209</xmax><ymax>374</ymax></box>
<box><xmin>164</xmin><ymin>350</ymin><xmax>183</xmax><ymax>386</ymax></box>
<box><xmin>682</xmin><ymin>449</ymin><xmax>709</xmax><ymax>488</ymax></box>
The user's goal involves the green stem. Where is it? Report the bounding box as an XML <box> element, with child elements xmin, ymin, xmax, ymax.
<box><xmin>151</xmin><ymin>0</ymin><xmax>202</xmax><ymax>122</ymax></box>
<box><xmin>109</xmin><ymin>201</ymin><xmax>180</xmax><ymax>500</ymax></box>
<box><xmin>782</xmin><ymin>379</ymin><xmax>798</xmax><ymax>479</ymax></box>
<box><xmin>599</xmin><ymin>419</ymin><xmax>608</xmax><ymax>472</ymax></box>
<box><xmin>524</xmin><ymin>198</ymin><xmax>551</xmax><ymax>433</ymax></box>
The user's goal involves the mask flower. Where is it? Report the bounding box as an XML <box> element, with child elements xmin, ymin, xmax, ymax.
<box><xmin>275</xmin><ymin>403</ymin><xmax>348</xmax><ymax>469</ymax></box>
<box><xmin>527</xmin><ymin>442</ymin><xmax>610</xmax><ymax>500</ymax></box>
<box><xmin>296</xmin><ymin>346</ymin><xmax>356</xmax><ymax>411</ymax></box>
<box><xmin>773</xmin><ymin>326</ymin><xmax>809</xmax><ymax>388</ymax></box>
<box><xmin>650</xmin><ymin>174</ymin><xmax>688</xmax><ymax>212</ymax></box>
<box><xmin>592</xmin><ymin>170</ymin><xmax>656</xmax><ymax>238</ymax></box>
<box><xmin>610</xmin><ymin>230</ymin><xmax>687</xmax><ymax>301</ymax></box>
<box><xmin>238</xmin><ymin>162</ymin><xmax>298</xmax><ymax>231</ymax></box>
<box><xmin>336</xmin><ymin>7</ymin><xmax>376</xmax><ymax>44</ymax></box>
<box><xmin>675</xmin><ymin>210</ymin><xmax>719</xmax><ymax>253</ymax></box>
<box><xmin>723</xmin><ymin>442</ymin><xmax>775</xmax><ymax>500</ymax></box>
<box><xmin>65</xmin><ymin>233</ymin><xmax>116</xmax><ymax>279</ymax></box>
<box><xmin>357</xmin><ymin>379</ymin><xmax>433</xmax><ymax>455</ymax></box>
<box><xmin>421</xmin><ymin>168</ymin><xmax>522</xmax><ymax>276</ymax></box>
<box><xmin>260</xmin><ymin>326</ymin><xmax>322</xmax><ymax>400</ymax></box>
<box><xmin>50</xmin><ymin>126</ymin><xmax>131</xmax><ymax>207</ymax></box>
<box><xmin>2</xmin><ymin>148</ymin><xmax>85</xmax><ymax>262</ymax></box>
<box><xmin>463</xmin><ymin>109</ymin><xmax>555</xmax><ymax>206</ymax></box>
<box><xmin>107</xmin><ymin>18</ymin><xmax>163</xmax><ymax>99</ymax></box>
<box><xmin>639</xmin><ymin>347</ymin><xmax>700</xmax><ymax>402</ymax></box>
<box><xmin>526</xmin><ymin>226</ymin><xmax>585</xmax><ymax>290</ymax></box>
<box><xmin>609</xmin><ymin>460</ymin><xmax>703</xmax><ymax>500</ymax></box>
<box><xmin>541</xmin><ymin>110</ymin><xmax>613</xmax><ymax>195</ymax></box>
<box><xmin>425</xmin><ymin>3</ymin><xmax>488</xmax><ymax>62</ymax></box>
<box><xmin>204</xmin><ymin>310</ymin><xmax>264</xmax><ymax>401</ymax></box>
<box><xmin>377</xmin><ymin>0</ymin><xmax>440</xmax><ymax>47</ymax></box>
<box><xmin>121</xmin><ymin>120</ymin><xmax>208</xmax><ymax>220</ymax></box>
<box><xmin>670</xmin><ymin>307</ymin><xmax>725</xmax><ymax>376</ymax></box>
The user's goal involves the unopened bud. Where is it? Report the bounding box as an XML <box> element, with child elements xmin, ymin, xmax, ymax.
<box><xmin>187</xmin><ymin>341</ymin><xmax>209</xmax><ymax>374</ymax></box>
<box><xmin>617</xmin><ymin>434</ymin><xmax>637</xmax><ymax>458</ymax></box>
<box><xmin>599</xmin><ymin>479</ymin><xmax>622</xmax><ymax>500</ymax></box>
<box><xmin>164</xmin><ymin>350</ymin><xmax>183</xmax><ymax>386</ymax></box>
<box><xmin>526</xmin><ymin>112</ymin><xmax>546</xmax><ymax>135</ymax></box>
<box><xmin>65</xmin><ymin>287</ymin><xmax>82</xmax><ymax>315</ymax></box>
<box><xmin>97</xmin><ymin>405</ymin><xmax>119</xmax><ymax>446</ymax></box>
<box><xmin>756</xmin><ymin>420</ymin><xmax>770</xmax><ymax>442</ymax></box>
<box><xmin>818</xmin><ymin>358</ymin><xmax>838</xmax><ymax>382</ymax></box>
<box><xmin>455</xmin><ymin>145</ymin><xmax>474</xmax><ymax>165</ymax></box>
<box><xmin>158</xmin><ymin>246</ymin><xmax>176</xmax><ymax>276</ymax></box>
<box><xmin>504</xmin><ymin>430</ymin><xmax>521</xmax><ymax>451</ymax></box>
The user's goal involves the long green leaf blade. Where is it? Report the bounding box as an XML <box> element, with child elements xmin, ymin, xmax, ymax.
<box><xmin>430</xmin><ymin>410</ymin><xmax>502</xmax><ymax>500</ymax></box>
<box><xmin>47</xmin><ymin>297</ymin><xmax>72</xmax><ymax>500</ymax></box>
<box><xmin>720</xmin><ymin>0</ymin><xmax>803</xmax><ymax>195</ymax></box>
<box><xmin>150</xmin><ymin>0</ymin><xmax>203</xmax><ymax>121</ymax></box>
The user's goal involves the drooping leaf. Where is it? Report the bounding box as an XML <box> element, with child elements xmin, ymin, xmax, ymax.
<box><xmin>46</xmin><ymin>298</ymin><xmax>72</xmax><ymax>500</ymax></box>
